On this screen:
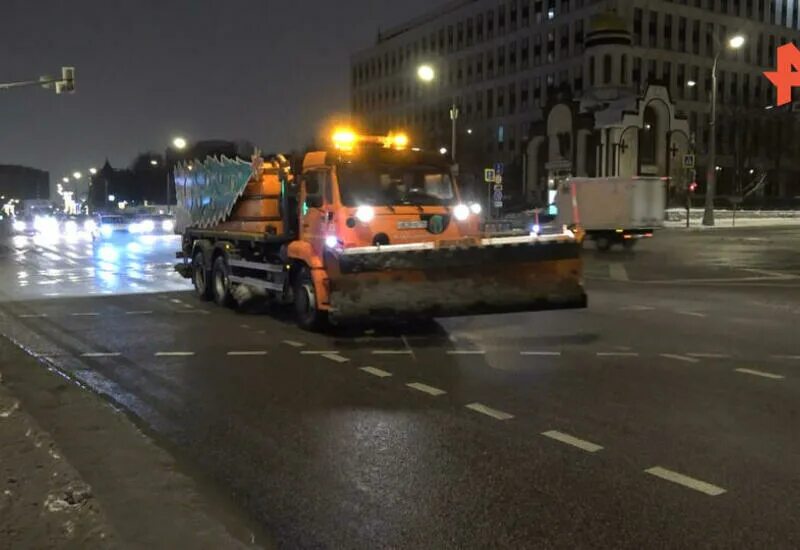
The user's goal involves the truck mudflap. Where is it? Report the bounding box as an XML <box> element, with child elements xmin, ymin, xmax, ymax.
<box><xmin>323</xmin><ymin>233</ymin><xmax>587</xmax><ymax>322</ymax></box>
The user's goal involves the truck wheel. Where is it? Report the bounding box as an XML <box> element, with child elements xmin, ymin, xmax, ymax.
<box><xmin>595</xmin><ymin>236</ymin><xmax>612</xmax><ymax>252</ymax></box>
<box><xmin>192</xmin><ymin>250</ymin><xmax>212</xmax><ymax>300</ymax></box>
<box><xmin>212</xmin><ymin>256</ymin><xmax>235</xmax><ymax>308</ymax></box>
<box><xmin>294</xmin><ymin>266</ymin><xmax>327</xmax><ymax>331</ymax></box>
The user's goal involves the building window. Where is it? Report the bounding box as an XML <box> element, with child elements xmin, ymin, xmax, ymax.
<box><xmin>692</xmin><ymin>20</ymin><xmax>700</xmax><ymax>54</ymax></box>
<box><xmin>677</xmin><ymin>64</ymin><xmax>685</xmax><ymax>98</ymax></box>
<box><xmin>487</xmin><ymin>11</ymin><xmax>494</xmax><ymax>38</ymax></box>
<box><xmin>547</xmin><ymin>30</ymin><xmax>555</xmax><ymax>63</ymax></box>
<box><xmin>476</xmin><ymin>14</ymin><xmax>484</xmax><ymax>41</ymax></box>
<box><xmin>534</xmin><ymin>76</ymin><xmax>542</xmax><ymax>103</ymax></box>
<box><xmin>589</xmin><ymin>56</ymin><xmax>596</xmax><ymax>85</ymax></box>
<box><xmin>633</xmin><ymin>9</ymin><xmax>643</xmax><ymax>46</ymax></box>
<box><xmin>721</xmin><ymin>0</ymin><xmax>728</xmax><ymax>13</ymax></box>
<box><xmin>521</xmin><ymin>37</ymin><xmax>530</xmax><ymax>67</ymax></box>
<box><xmin>509</xmin><ymin>41</ymin><xmax>518</xmax><ymax>71</ymax></box>
<box><xmin>522</xmin><ymin>1</ymin><xmax>530</xmax><ymax>26</ymax></box>
<box><xmin>521</xmin><ymin>80</ymin><xmax>530</xmax><ymax>109</ymax></box>
<box><xmin>487</xmin><ymin>89</ymin><xmax>494</xmax><ymax>117</ymax></box>
<box><xmin>705</xmin><ymin>23</ymin><xmax>714</xmax><ymax>57</ymax></box>
<box><xmin>509</xmin><ymin>83</ymin><xmax>517</xmax><ymax>114</ymax></box>
<box><xmin>534</xmin><ymin>34</ymin><xmax>542</xmax><ymax>65</ymax></box>
<box><xmin>647</xmin><ymin>59</ymin><xmax>656</xmax><ymax>84</ymax></box>
<box><xmin>603</xmin><ymin>55</ymin><xmax>612</xmax><ymax>84</ymax></box>
<box><xmin>457</xmin><ymin>22</ymin><xmax>464</xmax><ymax>48</ymax></box>
<box><xmin>621</xmin><ymin>55</ymin><xmax>628</xmax><ymax>84</ymax></box>
<box><xmin>560</xmin><ymin>24</ymin><xmax>569</xmax><ymax>56</ymax></box>
<box><xmin>678</xmin><ymin>17</ymin><xmax>687</xmax><ymax>53</ymax></box>
<box><xmin>633</xmin><ymin>56</ymin><xmax>642</xmax><ymax>87</ymax></box>
<box><xmin>648</xmin><ymin>11</ymin><xmax>658</xmax><ymax>47</ymax></box>
<box><xmin>499</xmin><ymin>5</ymin><xmax>506</xmax><ymax>32</ymax></box>
<box><xmin>498</xmin><ymin>45</ymin><xmax>506</xmax><ymax>74</ymax></box>
<box><xmin>664</xmin><ymin>14</ymin><xmax>673</xmax><ymax>49</ymax></box>
<box><xmin>497</xmin><ymin>87</ymin><xmax>505</xmax><ymax>115</ymax></box>
<box><xmin>488</xmin><ymin>53</ymin><xmax>495</xmax><ymax>76</ymax></box>
<box><xmin>534</xmin><ymin>0</ymin><xmax>543</xmax><ymax>23</ymax></box>
<box><xmin>575</xmin><ymin>19</ymin><xmax>585</xmax><ymax>51</ymax></box>
<box><xmin>467</xmin><ymin>18</ymin><xmax>474</xmax><ymax>45</ymax></box>
<box><xmin>477</xmin><ymin>57</ymin><xmax>484</xmax><ymax>79</ymax></box>
<box><xmin>510</xmin><ymin>0</ymin><xmax>518</xmax><ymax>29</ymax></box>
<box><xmin>448</xmin><ymin>26</ymin><xmax>454</xmax><ymax>50</ymax></box>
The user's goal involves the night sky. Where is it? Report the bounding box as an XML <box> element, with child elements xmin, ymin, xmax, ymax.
<box><xmin>0</xmin><ymin>0</ymin><xmax>436</xmax><ymax>195</ymax></box>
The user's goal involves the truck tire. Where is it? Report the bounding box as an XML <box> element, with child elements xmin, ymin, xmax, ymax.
<box><xmin>212</xmin><ymin>255</ymin><xmax>235</xmax><ymax>308</ymax></box>
<box><xmin>192</xmin><ymin>250</ymin><xmax>212</xmax><ymax>300</ymax></box>
<box><xmin>595</xmin><ymin>235</ymin><xmax>612</xmax><ymax>252</ymax></box>
<box><xmin>294</xmin><ymin>266</ymin><xmax>327</xmax><ymax>331</ymax></box>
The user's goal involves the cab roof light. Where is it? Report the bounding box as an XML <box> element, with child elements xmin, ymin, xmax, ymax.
<box><xmin>331</xmin><ymin>129</ymin><xmax>411</xmax><ymax>151</ymax></box>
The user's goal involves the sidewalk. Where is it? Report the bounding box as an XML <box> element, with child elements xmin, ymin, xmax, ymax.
<box><xmin>665</xmin><ymin>208</ymin><xmax>800</xmax><ymax>228</ymax></box>
<box><xmin>0</xmin><ymin>334</ymin><xmax>260</xmax><ymax>549</ymax></box>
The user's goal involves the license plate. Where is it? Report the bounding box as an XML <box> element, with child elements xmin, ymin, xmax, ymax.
<box><xmin>397</xmin><ymin>220</ymin><xmax>428</xmax><ymax>230</ymax></box>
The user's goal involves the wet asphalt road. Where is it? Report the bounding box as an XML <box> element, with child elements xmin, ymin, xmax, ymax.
<box><xmin>1</xmin><ymin>227</ymin><xmax>799</xmax><ymax>548</ymax></box>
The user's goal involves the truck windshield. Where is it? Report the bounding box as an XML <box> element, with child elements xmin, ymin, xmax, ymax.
<box><xmin>337</xmin><ymin>165</ymin><xmax>456</xmax><ymax>207</ymax></box>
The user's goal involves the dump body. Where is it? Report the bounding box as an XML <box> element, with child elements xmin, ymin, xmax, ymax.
<box><xmin>556</xmin><ymin>177</ymin><xmax>666</xmax><ymax>231</ymax></box>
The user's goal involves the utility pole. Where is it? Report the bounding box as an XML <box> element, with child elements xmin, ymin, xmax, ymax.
<box><xmin>0</xmin><ymin>67</ymin><xmax>75</xmax><ymax>94</ymax></box>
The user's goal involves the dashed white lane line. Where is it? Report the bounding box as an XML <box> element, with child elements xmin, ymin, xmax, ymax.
<box><xmin>660</xmin><ymin>354</ymin><xmax>700</xmax><ymax>363</ymax></box>
<box><xmin>735</xmin><ymin>368</ymin><xmax>785</xmax><ymax>380</ymax></box>
<box><xmin>609</xmin><ymin>263</ymin><xmax>629</xmax><ymax>282</ymax></box>
<box><xmin>80</xmin><ymin>352</ymin><xmax>121</xmax><ymax>358</ymax></box>
<box><xmin>177</xmin><ymin>310</ymin><xmax>210</xmax><ymax>315</ymax></box>
<box><xmin>71</xmin><ymin>312</ymin><xmax>99</xmax><ymax>317</ymax></box>
<box><xmin>406</xmin><ymin>382</ymin><xmax>447</xmax><ymax>396</ymax></box>
<box><xmin>371</xmin><ymin>350</ymin><xmax>413</xmax><ymax>355</ymax></box>
<box><xmin>687</xmin><ymin>353</ymin><xmax>731</xmax><ymax>359</ymax></box>
<box><xmin>155</xmin><ymin>352</ymin><xmax>196</xmax><ymax>357</ymax></box>
<box><xmin>675</xmin><ymin>311</ymin><xmax>707</xmax><ymax>318</ymax></box>
<box><xmin>772</xmin><ymin>355</ymin><xmax>800</xmax><ymax>360</ymax></box>
<box><xmin>446</xmin><ymin>350</ymin><xmax>486</xmax><ymax>355</ymax></box>
<box><xmin>465</xmin><ymin>402</ymin><xmax>514</xmax><ymax>420</ymax></box>
<box><xmin>226</xmin><ymin>351</ymin><xmax>268</xmax><ymax>356</ymax></box>
<box><xmin>644</xmin><ymin>466</ymin><xmax>726</xmax><ymax>496</ymax></box>
<box><xmin>170</xmin><ymin>298</ymin><xmax>183</xmax><ymax>304</ymax></box>
<box><xmin>283</xmin><ymin>340</ymin><xmax>306</xmax><ymax>348</ymax></box>
<box><xmin>19</xmin><ymin>313</ymin><xmax>47</xmax><ymax>318</ymax></box>
<box><xmin>125</xmin><ymin>310</ymin><xmax>153</xmax><ymax>315</ymax></box>
<box><xmin>596</xmin><ymin>352</ymin><xmax>639</xmax><ymax>357</ymax></box>
<box><xmin>322</xmin><ymin>353</ymin><xmax>349</xmax><ymax>363</ymax></box>
<box><xmin>520</xmin><ymin>351</ymin><xmax>562</xmax><ymax>357</ymax></box>
<box><xmin>541</xmin><ymin>430</ymin><xmax>603</xmax><ymax>453</ymax></box>
<box><xmin>360</xmin><ymin>366</ymin><xmax>393</xmax><ymax>378</ymax></box>
<box><xmin>301</xmin><ymin>350</ymin><xmax>339</xmax><ymax>355</ymax></box>
<box><xmin>620</xmin><ymin>305</ymin><xmax>656</xmax><ymax>312</ymax></box>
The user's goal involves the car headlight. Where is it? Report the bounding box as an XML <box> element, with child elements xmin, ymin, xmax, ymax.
<box><xmin>12</xmin><ymin>220</ymin><xmax>26</xmax><ymax>232</ymax></box>
<box><xmin>64</xmin><ymin>220</ymin><xmax>78</xmax><ymax>234</ymax></box>
<box><xmin>324</xmin><ymin>235</ymin><xmax>338</xmax><ymax>248</ymax></box>
<box><xmin>84</xmin><ymin>219</ymin><xmax>97</xmax><ymax>233</ymax></box>
<box><xmin>355</xmin><ymin>205</ymin><xmax>375</xmax><ymax>223</ymax></box>
<box><xmin>161</xmin><ymin>219</ymin><xmax>175</xmax><ymax>232</ymax></box>
<box><xmin>100</xmin><ymin>225</ymin><xmax>113</xmax><ymax>237</ymax></box>
<box><xmin>531</xmin><ymin>224</ymin><xmax>541</xmax><ymax>235</ymax></box>
<box><xmin>453</xmin><ymin>204</ymin><xmax>470</xmax><ymax>221</ymax></box>
<box><xmin>140</xmin><ymin>219</ymin><xmax>155</xmax><ymax>233</ymax></box>
<box><xmin>469</xmin><ymin>203</ymin><xmax>482</xmax><ymax>215</ymax></box>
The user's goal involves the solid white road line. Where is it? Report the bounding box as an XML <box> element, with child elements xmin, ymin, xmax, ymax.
<box><xmin>125</xmin><ymin>310</ymin><xmax>153</xmax><ymax>315</ymax></box>
<box><xmin>520</xmin><ymin>351</ymin><xmax>562</xmax><ymax>356</ymax></box>
<box><xmin>155</xmin><ymin>352</ymin><xmax>195</xmax><ymax>357</ymax></box>
<box><xmin>620</xmin><ymin>305</ymin><xmax>655</xmax><ymax>311</ymax></box>
<box><xmin>322</xmin><ymin>353</ymin><xmax>349</xmax><ymax>363</ymax></box>
<box><xmin>71</xmin><ymin>312</ymin><xmax>99</xmax><ymax>317</ymax></box>
<box><xmin>406</xmin><ymin>382</ymin><xmax>447</xmax><ymax>396</ymax></box>
<box><xmin>301</xmin><ymin>350</ymin><xmax>339</xmax><ymax>355</ymax></box>
<box><xmin>80</xmin><ymin>352</ymin><xmax>121</xmax><ymax>358</ymax></box>
<box><xmin>687</xmin><ymin>353</ymin><xmax>731</xmax><ymax>359</ymax></box>
<box><xmin>541</xmin><ymin>430</ymin><xmax>603</xmax><ymax>453</ymax></box>
<box><xmin>465</xmin><ymin>402</ymin><xmax>514</xmax><ymax>420</ymax></box>
<box><xmin>226</xmin><ymin>351</ymin><xmax>268</xmax><ymax>356</ymax></box>
<box><xmin>660</xmin><ymin>354</ymin><xmax>700</xmax><ymax>363</ymax></box>
<box><xmin>596</xmin><ymin>352</ymin><xmax>639</xmax><ymax>357</ymax></box>
<box><xmin>735</xmin><ymin>368</ymin><xmax>785</xmax><ymax>380</ymax></box>
<box><xmin>644</xmin><ymin>466</ymin><xmax>726</xmax><ymax>496</ymax></box>
<box><xmin>19</xmin><ymin>314</ymin><xmax>47</xmax><ymax>318</ymax></box>
<box><xmin>675</xmin><ymin>311</ymin><xmax>707</xmax><ymax>318</ymax></box>
<box><xmin>609</xmin><ymin>264</ymin><xmax>629</xmax><ymax>282</ymax></box>
<box><xmin>371</xmin><ymin>350</ymin><xmax>413</xmax><ymax>355</ymax></box>
<box><xmin>446</xmin><ymin>350</ymin><xmax>486</xmax><ymax>355</ymax></box>
<box><xmin>360</xmin><ymin>367</ymin><xmax>393</xmax><ymax>378</ymax></box>
<box><xmin>283</xmin><ymin>340</ymin><xmax>306</xmax><ymax>348</ymax></box>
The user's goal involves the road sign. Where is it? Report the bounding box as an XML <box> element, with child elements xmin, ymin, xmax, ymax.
<box><xmin>494</xmin><ymin>174</ymin><xmax>503</xmax><ymax>185</ymax></box>
<box><xmin>493</xmin><ymin>183</ymin><xmax>503</xmax><ymax>192</ymax></box>
<box><xmin>494</xmin><ymin>162</ymin><xmax>504</xmax><ymax>175</ymax></box>
<box><xmin>484</xmin><ymin>168</ymin><xmax>495</xmax><ymax>183</ymax></box>
<box><xmin>493</xmin><ymin>201</ymin><xmax>503</xmax><ymax>208</ymax></box>
<box><xmin>682</xmin><ymin>154</ymin><xmax>695</xmax><ymax>168</ymax></box>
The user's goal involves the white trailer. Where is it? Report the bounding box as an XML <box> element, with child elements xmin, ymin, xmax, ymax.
<box><xmin>556</xmin><ymin>177</ymin><xmax>666</xmax><ymax>251</ymax></box>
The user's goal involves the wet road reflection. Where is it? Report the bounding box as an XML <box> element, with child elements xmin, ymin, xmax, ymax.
<box><xmin>2</xmin><ymin>232</ymin><xmax>189</xmax><ymax>300</ymax></box>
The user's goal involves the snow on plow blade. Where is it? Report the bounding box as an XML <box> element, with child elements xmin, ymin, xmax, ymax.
<box><xmin>324</xmin><ymin>234</ymin><xmax>586</xmax><ymax>322</ymax></box>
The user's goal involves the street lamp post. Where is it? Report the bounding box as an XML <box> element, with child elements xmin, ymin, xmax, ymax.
<box><xmin>703</xmin><ymin>34</ymin><xmax>745</xmax><ymax>226</ymax></box>
<box><xmin>417</xmin><ymin>64</ymin><xmax>458</xmax><ymax>162</ymax></box>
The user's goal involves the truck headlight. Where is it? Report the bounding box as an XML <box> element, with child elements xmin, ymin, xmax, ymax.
<box><xmin>100</xmin><ymin>225</ymin><xmax>113</xmax><ymax>237</ymax></box>
<box><xmin>355</xmin><ymin>205</ymin><xmax>375</xmax><ymax>223</ymax></box>
<box><xmin>140</xmin><ymin>219</ymin><xmax>155</xmax><ymax>233</ymax></box>
<box><xmin>325</xmin><ymin>235</ymin><xmax>338</xmax><ymax>248</ymax></box>
<box><xmin>469</xmin><ymin>203</ymin><xmax>482</xmax><ymax>215</ymax></box>
<box><xmin>453</xmin><ymin>204</ymin><xmax>470</xmax><ymax>221</ymax></box>
<box><xmin>161</xmin><ymin>219</ymin><xmax>175</xmax><ymax>232</ymax></box>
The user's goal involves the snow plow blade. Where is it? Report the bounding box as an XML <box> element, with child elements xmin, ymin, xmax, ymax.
<box><xmin>323</xmin><ymin>233</ymin><xmax>586</xmax><ymax>322</ymax></box>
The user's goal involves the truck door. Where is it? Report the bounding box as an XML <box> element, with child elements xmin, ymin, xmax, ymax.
<box><xmin>300</xmin><ymin>169</ymin><xmax>333</xmax><ymax>257</ymax></box>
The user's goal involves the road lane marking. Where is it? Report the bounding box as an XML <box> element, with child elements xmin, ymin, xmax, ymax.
<box><xmin>541</xmin><ymin>430</ymin><xmax>603</xmax><ymax>453</ymax></box>
<box><xmin>125</xmin><ymin>310</ymin><xmax>153</xmax><ymax>315</ymax></box>
<box><xmin>80</xmin><ymin>352</ymin><xmax>121</xmax><ymax>358</ymax></box>
<box><xmin>71</xmin><ymin>313</ymin><xmax>99</xmax><ymax>317</ymax></box>
<box><xmin>620</xmin><ymin>305</ymin><xmax>655</xmax><ymax>311</ymax></box>
<box><xmin>322</xmin><ymin>353</ymin><xmax>349</xmax><ymax>363</ymax></box>
<box><xmin>465</xmin><ymin>403</ymin><xmax>514</xmax><ymax>420</ymax></box>
<box><xmin>675</xmin><ymin>311</ymin><xmax>707</xmax><ymax>318</ymax></box>
<box><xmin>735</xmin><ymin>368</ymin><xmax>785</xmax><ymax>380</ymax></box>
<box><xmin>170</xmin><ymin>298</ymin><xmax>183</xmax><ymax>304</ymax></box>
<box><xmin>301</xmin><ymin>350</ymin><xmax>339</xmax><ymax>355</ymax></box>
<box><xmin>596</xmin><ymin>352</ymin><xmax>639</xmax><ymax>357</ymax></box>
<box><xmin>240</xmin><ymin>324</ymin><xmax>250</xmax><ymax>329</ymax></box>
<box><xmin>644</xmin><ymin>466</ymin><xmax>726</xmax><ymax>496</ymax></box>
<box><xmin>155</xmin><ymin>352</ymin><xmax>195</xmax><ymax>357</ymax></box>
<box><xmin>520</xmin><ymin>351</ymin><xmax>561</xmax><ymax>356</ymax></box>
<box><xmin>772</xmin><ymin>355</ymin><xmax>800</xmax><ymax>360</ymax></box>
<box><xmin>226</xmin><ymin>351</ymin><xmax>268</xmax><ymax>356</ymax></box>
<box><xmin>283</xmin><ymin>340</ymin><xmax>306</xmax><ymax>348</ymax></box>
<box><xmin>687</xmin><ymin>353</ymin><xmax>731</xmax><ymax>359</ymax></box>
<box><xmin>660</xmin><ymin>354</ymin><xmax>700</xmax><ymax>363</ymax></box>
<box><xmin>19</xmin><ymin>314</ymin><xmax>47</xmax><ymax>318</ymax></box>
<box><xmin>371</xmin><ymin>350</ymin><xmax>413</xmax><ymax>355</ymax></box>
<box><xmin>360</xmin><ymin>367</ymin><xmax>392</xmax><ymax>378</ymax></box>
<box><xmin>609</xmin><ymin>264</ymin><xmax>629</xmax><ymax>282</ymax></box>
<box><xmin>177</xmin><ymin>310</ymin><xmax>210</xmax><ymax>315</ymax></box>
<box><xmin>406</xmin><ymin>382</ymin><xmax>447</xmax><ymax>396</ymax></box>
<box><xmin>447</xmin><ymin>350</ymin><xmax>486</xmax><ymax>355</ymax></box>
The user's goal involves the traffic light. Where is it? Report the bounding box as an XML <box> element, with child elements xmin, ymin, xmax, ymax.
<box><xmin>55</xmin><ymin>67</ymin><xmax>75</xmax><ymax>94</ymax></box>
<box><xmin>688</xmin><ymin>182</ymin><xmax>698</xmax><ymax>193</ymax></box>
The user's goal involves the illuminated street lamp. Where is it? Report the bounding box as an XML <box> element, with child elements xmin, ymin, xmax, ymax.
<box><xmin>417</xmin><ymin>64</ymin><xmax>458</xmax><ymax>162</ymax></box>
<box><xmin>72</xmin><ymin>171</ymin><xmax>82</xmax><ymax>180</ymax></box>
<box><xmin>150</xmin><ymin>159</ymin><xmax>158</xmax><ymax>166</ymax></box>
<box><xmin>172</xmin><ymin>136</ymin><xmax>187</xmax><ymax>150</ymax></box>
<box><xmin>686</xmin><ymin>80</ymin><xmax>696</xmax><ymax>87</ymax></box>
<box><xmin>89</xmin><ymin>167</ymin><xmax>97</xmax><ymax>175</ymax></box>
<box><xmin>703</xmin><ymin>34</ymin><xmax>746</xmax><ymax>226</ymax></box>
<box><xmin>62</xmin><ymin>177</ymin><xmax>69</xmax><ymax>184</ymax></box>
<box><xmin>166</xmin><ymin>136</ymin><xmax>189</xmax><ymax>208</ymax></box>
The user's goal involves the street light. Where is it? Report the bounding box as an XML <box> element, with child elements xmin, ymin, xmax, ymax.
<box><xmin>703</xmin><ymin>33</ymin><xmax>745</xmax><ymax>226</ymax></box>
<box><xmin>172</xmin><ymin>136</ymin><xmax>187</xmax><ymax>150</ymax></box>
<box><xmin>72</xmin><ymin>171</ymin><xmax>82</xmax><ymax>180</ymax></box>
<box><xmin>89</xmin><ymin>167</ymin><xmax>97</xmax><ymax>175</ymax></box>
<box><xmin>62</xmin><ymin>177</ymin><xmax>69</xmax><ymax>184</ymax></box>
<box><xmin>417</xmin><ymin>64</ymin><xmax>458</xmax><ymax>162</ymax></box>
<box><xmin>687</xmin><ymin>80</ymin><xmax>697</xmax><ymax>87</ymax></box>
<box><xmin>150</xmin><ymin>159</ymin><xmax>158</xmax><ymax>166</ymax></box>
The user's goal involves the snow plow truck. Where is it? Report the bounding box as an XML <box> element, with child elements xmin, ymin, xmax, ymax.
<box><xmin>174</xmin><ymin>129</ymin><xmax>587</xmax><ymax>330</ymax></box>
